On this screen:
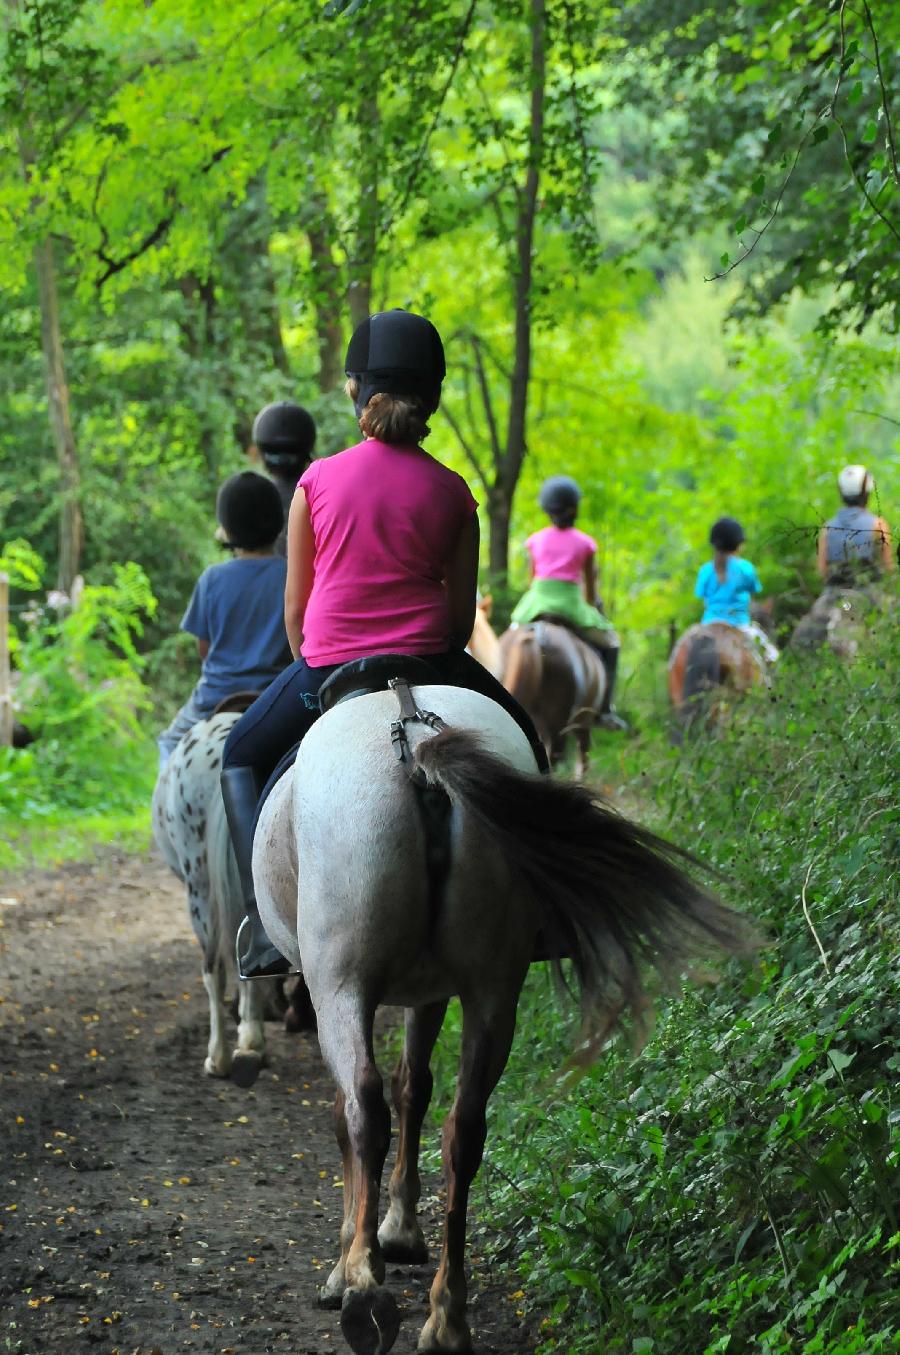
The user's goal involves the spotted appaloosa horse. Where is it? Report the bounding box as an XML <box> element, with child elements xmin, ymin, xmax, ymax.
<box><xmin>499</xmin><ymin>620</ymin><xmax>606</xmax><ymax>777</ymax></box>
<box><xmin>253</xmin><ymin>683</ymin><xmax>755</xmax><ymax>1354</ymax></box>
<box><xmin>152</xmin><ymin>713</ymin><xmax>273</xmax><ymax>1087</ymax></box>
<box><xmin>668</xmin><ymin>622</ymin><xmax>768</xmax><ymax>739</ymax></box>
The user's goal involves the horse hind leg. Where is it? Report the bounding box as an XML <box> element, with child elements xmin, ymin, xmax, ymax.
<box><xmin>378</xmin><ymin>1000</ymin><xmax>448</xmax><ymax>1265</ymax></box>
<box><xmin>319</xmin><ymin>1089</ymin><xmax>356</xmax><ymax>1308</ymax></box>
<box><xmin>419</xmin><ymin>993</ymin><xmax>520</xmax><ymax>1354</ymax></box>
<box><xmin>314</xmin><ymin>988</ymin><xmax>401</xmax><ymax>1355</ymax></box>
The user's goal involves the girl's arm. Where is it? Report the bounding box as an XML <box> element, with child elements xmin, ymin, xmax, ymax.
<box><xmin>874</xmin><ymin>516</ymin><xmax>894</xmax><ymax>571</ymax></box>
<box><xmin>196</xmin><ymin>639</ymin><xmax>210</xmax><ymax>660</ymax></box>
<box><xmin>284</xmin><ymin>490</ymin><xmax>316</xmax><ymax>659</ymax></box>
<box><xmin>816</xmin><ymin>528</ymin><xmax>829</xmax><ymax>577</ymax></box>
<box><xmin>445</xmin><ymin>514</ymin><xmax>479</xmax><ymax>648</ymax></box>
<box><xmin>583</xmin><ymin>555</ymin><xmax>599</xmax><ymax>607</ymax></box>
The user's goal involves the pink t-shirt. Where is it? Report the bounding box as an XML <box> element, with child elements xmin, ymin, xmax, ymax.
<box><xmin>526</xmin><ymin>525</ymin><xmax>596</xmax><ymax>583</ymax></box>
<box><xmin>298</xmin><ymin>440</ymin><xmax>478</xmax><ymax>666</ymax></box>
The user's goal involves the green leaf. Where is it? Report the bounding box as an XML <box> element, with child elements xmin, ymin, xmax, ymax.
<box><xmin>812</xmin><ymin>125</ymin><xmax>830</xmax><ymax>145</ymax></box>
<box><xmin>862</xmin><ymin>119</ymin><xmax>878</xmax><ymax>144</ymax></box>
<box><xmin>751</xmin><ymin>173</ymin><xmax>765</xmax><ymax>195</ymax></box>
<box><xmin>848</xmin><ymin>81</ymin><xmax>863</xmax><ymax>106</ymax></box>
<box><xmin>827</xmin><ymin>1049</ymin><xmax>854</xmax><ymax>1073</ymax></box>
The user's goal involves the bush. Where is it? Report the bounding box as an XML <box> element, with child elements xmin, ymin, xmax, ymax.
<box><xmin>1</xmin><ymin>546</ymin><xmax>158</xmax><ymax>837</ymax></box>
<box><xmin>426</xmin><ymin>622</ymin><xmax>898</xmax><ymax>1353</ymax></box>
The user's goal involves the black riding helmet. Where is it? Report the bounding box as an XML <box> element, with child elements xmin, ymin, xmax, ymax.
<box><xmin>216</xmin><ymin>471</ymin><xmax>284</xmax><ymax>550</ymax></box>
<box><xmin>345</xmin><ymin>309</ymin><xmax>446</xmax><ymax>415</ymax></box>
<box><xmin>252</xmin><ymin>401</ymin><xmax>316</xmax><ymax>468</ymax></box>
<box><xmin>709</xmin><ymin>516</ymin><xmax>745</xmax><ymax>552</ymax></box>
<box><xmin>539</xmin><ymin>476</ymin><xmax>582</xmax><ymax>516</ymax></box>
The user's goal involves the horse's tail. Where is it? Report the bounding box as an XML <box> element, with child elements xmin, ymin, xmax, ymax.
<box><xmin>678</xmin><ymin>631</ymin><xmax>720</xmax><ymax>733</ymax></box>
<box><xmin>413</xmin><ymin>729</ymin><xmax>757</xmax><ymax>1057</ymax></box>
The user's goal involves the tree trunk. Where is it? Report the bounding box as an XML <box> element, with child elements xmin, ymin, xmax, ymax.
<box><xmin>347</xmin><ymin>72</ymin><xmax>380</xmax><ymax>331</ymax></box>
<box><xmin>489</xmin><ymin>0</ymin><xmax>546</xmax><ymax>587</ymax></box>
<box><xmin>307</xmin><ymin>213</ymin><xmax>345</xmax><ymax>393</ymax></box>
<box><xmin>33</xmin><ymin>237</ymin><xmax>83</xmax><ymax>594</ymax></box>
<box><xmin>488</xmin><ymin>489</ymin><xmax>513</xmax><ymax>581</ymax></box>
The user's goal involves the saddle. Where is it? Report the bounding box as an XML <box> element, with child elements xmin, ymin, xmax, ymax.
<box><xmin>319</xmin><ymin>654</ymin><xmax>442</xmax><ymax>712</ymax></box>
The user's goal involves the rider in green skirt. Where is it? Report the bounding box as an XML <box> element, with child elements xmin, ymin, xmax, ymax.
<box><xmin>512</xmin><ymin>476</ymin><xmax>627</xmax><ymax>730</ymax></box>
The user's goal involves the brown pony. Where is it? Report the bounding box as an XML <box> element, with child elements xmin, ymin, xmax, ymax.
<box><xmin>668</xmin><ymin>622</ymin><xmax>766</xmax><ymax>737</ymax></box>
<box><xmin>499</xmin><ymin>621</ymin><xmax>606</xmax><ymax>777</ymax></box>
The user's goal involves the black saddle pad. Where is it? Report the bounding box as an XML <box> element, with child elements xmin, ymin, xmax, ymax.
<box><xmin>318</xmin><ymin>653</ymin><xmax>441</xmax><ymax>713</ymax></box>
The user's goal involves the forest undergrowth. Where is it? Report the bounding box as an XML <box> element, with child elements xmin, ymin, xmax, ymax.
<box><xmin>417</xmin><ymin>624</ymin><xmax>899</xmax><ymax>1354</ymax></box>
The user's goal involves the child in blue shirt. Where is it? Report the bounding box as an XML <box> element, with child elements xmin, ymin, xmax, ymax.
<box><xmin>157</xmin><ymin>472</ymin><xmax>293</xmax><ymax>767</ymax></box>
<box><xmin>695</xmin><ymin>517</ymin><xmax>779</xmax><ymax>662</ymax></box>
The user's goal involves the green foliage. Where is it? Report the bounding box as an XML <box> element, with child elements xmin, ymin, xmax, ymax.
<box><xmin>1</xmin><ymin>557</ymin><xmax>158</xmax><ymax>839</ymax></box>
<box><xmin>612</xmin><ymin>1</ymin><xmax>900</xmax><ymax>332</ymax></box>
<box><xmin>421</xmin><ymin>623</ymin><xmax>899</xmax><ymax>1352</ymax></box>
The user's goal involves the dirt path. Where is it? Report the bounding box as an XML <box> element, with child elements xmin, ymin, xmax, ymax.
<box><xmin>0</xmin><ymin>848</ymin><xmax>536</xmax><ymax>1355</ymax></box>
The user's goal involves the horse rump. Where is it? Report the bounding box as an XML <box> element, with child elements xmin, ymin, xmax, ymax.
<box><xmin>675</xmin><ymin>630</ymin><xmax>721</xmax><ymax>737</ymax></box>
<box><xmin>413</xmin><ymin>728</ymin><xmax>758</xmax><ymax>1057</ymax></box>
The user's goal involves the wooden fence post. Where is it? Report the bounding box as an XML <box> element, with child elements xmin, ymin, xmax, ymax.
<box><xmin>0</xmin><ymin>573</ymin><xmax>12</xmax><ymax>747</ymax></box>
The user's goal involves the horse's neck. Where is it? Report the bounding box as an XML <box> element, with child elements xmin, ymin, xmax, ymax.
<box><xmin>469</xmin><ymin>612</ymin><xmax>502</xmax><ymax>678</ymax></box>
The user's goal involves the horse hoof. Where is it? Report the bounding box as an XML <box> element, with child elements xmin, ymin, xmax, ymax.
<box><xmin>341</xmin><ymin>1286</ymin><xmax>401</xmax><ymax>1355</ymax></box>
<box><xmin>316</xmin><ymin>1285</ymin><xmax>344</xmax><ymax>1310</ymax></box>
<box><xmin>378</xmin><ymin>1236</ymin><xmax>429</xmax><ymax>1265</ymax></box>
<box><xmin>203</xmin><ymin>1056</ymin><xmax>229</xmax><ymax>1079</ymax></box>
<box><xmin>230</xmin><ymin>1050</ymin><xmax>264</xmax><ymax>1089</ymax></box>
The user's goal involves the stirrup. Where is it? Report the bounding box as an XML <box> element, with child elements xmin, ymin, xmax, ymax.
<box><xmin>235</xmin><ymin>916</ymin><xmax>300</xmax><ymax>982</ymax></box>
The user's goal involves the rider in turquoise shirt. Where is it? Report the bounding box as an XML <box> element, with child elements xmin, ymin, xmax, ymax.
<box><xmin>695</xmin><ymin>558</ymin><xmax>760</xmax><ymax>625</ymax></box>
<box><xmin>694</xmin><ymin>517</ymin><xmax>778</xmax><ymax>661</ymax></box>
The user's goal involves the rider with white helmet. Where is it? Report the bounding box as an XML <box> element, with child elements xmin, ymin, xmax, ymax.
<box><xmin>817</xmin><ymin>465</ymin><xmax>893</xmax><ymax>586</ymax></box>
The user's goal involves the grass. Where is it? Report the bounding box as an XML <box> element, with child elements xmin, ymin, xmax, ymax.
<box><xmin>0</xmin><ymin>805</ymin><xmax>154</xmax><ymax>873</ymax></box>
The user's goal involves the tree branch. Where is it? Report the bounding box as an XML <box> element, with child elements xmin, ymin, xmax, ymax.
<box><xmin>94</xmin><ymin>146</ymin><xmax>232</xmax><ymax>289</ymax></box>
<box><xmin>381</xmin><ymin>0</ymin><xmax>478</xmax><ymax>236</ymax></box>
<box><xmin>860</xmin><ymin>0</ymin><xmax>898</xmax><ymax>184</ymax></box>
<box><xmin>439</xmin><ymin>400</ymin><xmax>491</xmax><ymax>494</ymax></box>
<box><xmin>471</xmin><ymin>336</ymin><xmax>502</xmax><ymax>470</ymax></box>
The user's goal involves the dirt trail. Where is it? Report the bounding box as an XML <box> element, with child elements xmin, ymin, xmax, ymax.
<box><xmin>0</xmin><ymin>847</ymin><xmax>536</xmax><ymax>1355</ymax></box>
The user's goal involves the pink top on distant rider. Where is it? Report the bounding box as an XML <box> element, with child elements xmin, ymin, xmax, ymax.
<box><xmin>526</xmin><ymin>525</ymin><xmax>597</xmax><ymax>583</ymax></box>
<box><xmin>298</xmin><ymin>439</ymin><xmax>478</xmax><ymax>667</ymax></box>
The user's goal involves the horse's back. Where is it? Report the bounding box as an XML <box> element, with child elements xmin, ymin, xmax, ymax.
<box><xmin>254</xmin><ymin>686</ymin><xmax>536</xmax><ymax>1004</ymax></box>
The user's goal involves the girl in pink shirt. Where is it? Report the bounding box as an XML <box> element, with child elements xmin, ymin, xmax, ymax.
<box><xmin>220</xmin><ymin>309</ymin><xmax>546</xmax><ymax>979</ymax></box>
<box><xmin>512</xmin><ymin>476</ymin><xmax>626</xmax><ymax>730</ymax></box>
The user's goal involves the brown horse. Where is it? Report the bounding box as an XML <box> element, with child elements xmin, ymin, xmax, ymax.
<box><xmin>499</xmin><ymin>621</ymin><xmax>607</xmax><ymax>777</ymax></box>
<box><xmin>668</xmin><ymin>622</ymin><xmax>766</xmax><ymax>737</ymax></box>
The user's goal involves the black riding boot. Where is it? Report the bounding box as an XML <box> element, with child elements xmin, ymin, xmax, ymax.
<box><xmin>596</xmin><ymin>647</ymin><xmax>629</xmax><ymax>732</ymax></box>
<box><xmin>220</xmin><ymin>765</ymin><xmax>294</xmax><ymax>980</ymax></box>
